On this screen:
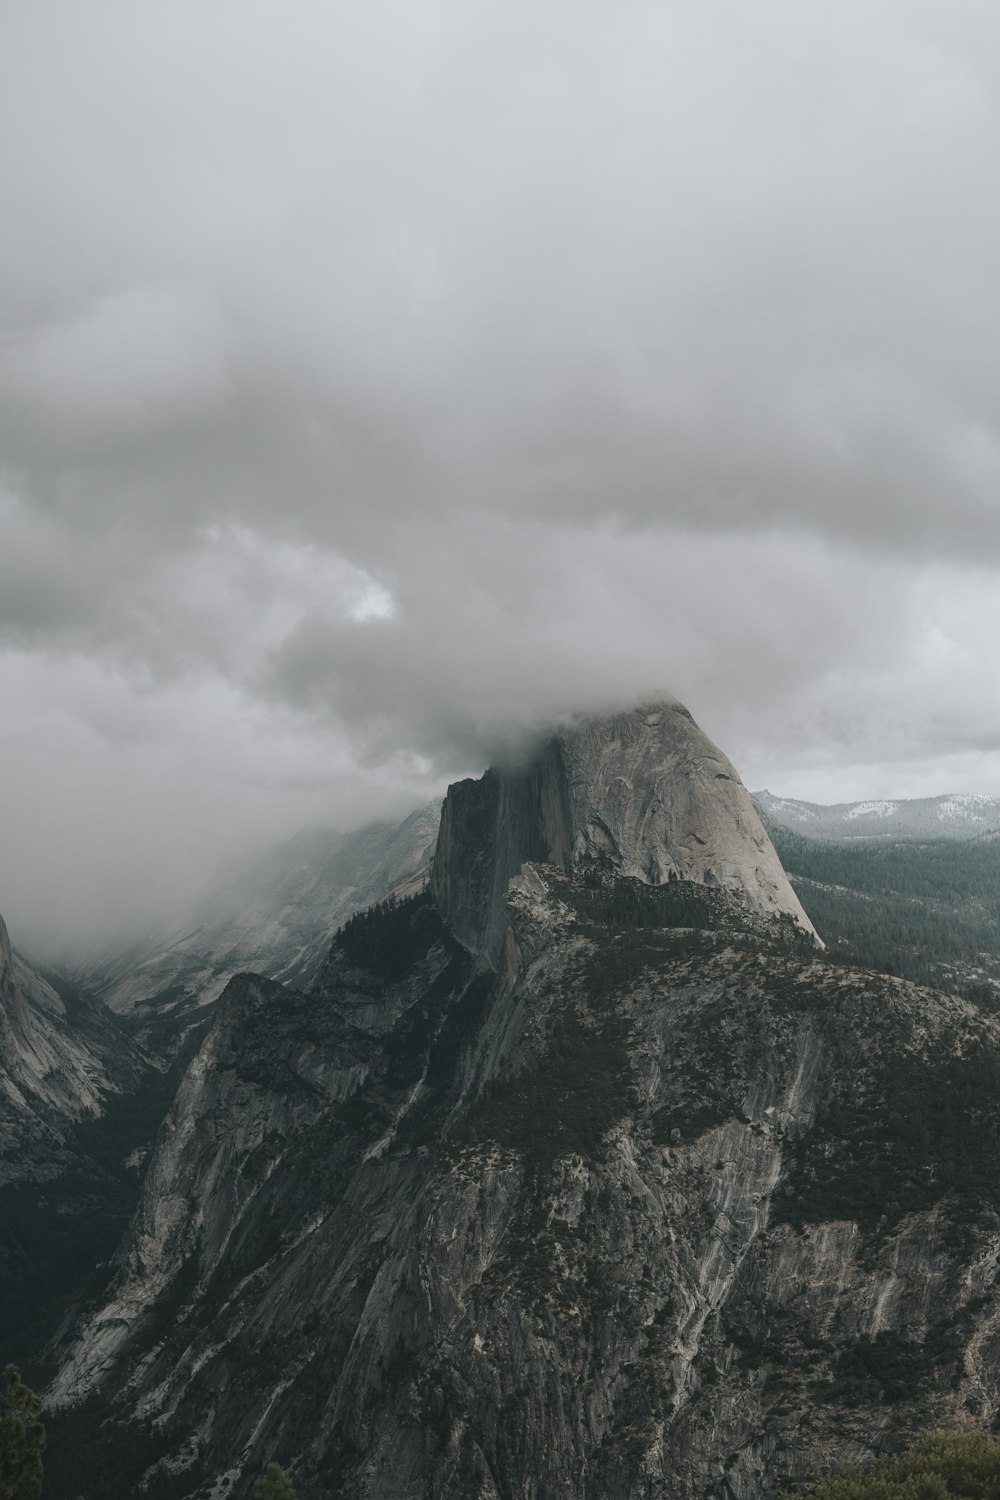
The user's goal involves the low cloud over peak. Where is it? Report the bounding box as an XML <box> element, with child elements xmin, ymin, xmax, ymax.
<box><xmin>3</xmin><ymin>0</ymin><xmax>1000</xmax><ymax>950</ymax></box>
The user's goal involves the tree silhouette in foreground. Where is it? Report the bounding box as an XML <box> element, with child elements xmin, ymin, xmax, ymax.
<box><xmin>0</xmin><ymin>1364</ymin><xmax>44</xmax><ymax>1500</ymax></box>
<box><xmin>786</xmin><ymin>1431</ymin><xmax>1000</xmax><ymax>1500</ymax></box>
<box><xmin>255</xmin><ymin>1462</ymin><xmax>298</xmax><ymax>1500</ymax></box>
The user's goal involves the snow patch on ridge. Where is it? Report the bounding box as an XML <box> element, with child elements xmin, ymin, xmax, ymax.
<box><xmin>938</xmin><ymin>793</ymin><xmax>1000</xmax><ymax>822</ymax></box>
<box><xmin>845</xmin><ymin>800</ymin><xmax>898</xmax><ymax>820</ymax></box>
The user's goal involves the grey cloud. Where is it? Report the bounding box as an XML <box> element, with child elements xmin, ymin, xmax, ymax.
<box><xmin>260</xmin><ymin>520</ymin><xmax>911</xmax><ymax>771</ymax></box>
<box><xmin>3</xmin><ymin>1</ymin><xmax>1000</xmax><ymax>561</ymax></box>
<box><xmin>3</xmin><ymin>0</ymin><xmax>1000</xmax><ymax>948</ymax></box>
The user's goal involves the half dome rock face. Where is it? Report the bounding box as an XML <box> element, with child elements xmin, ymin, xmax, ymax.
<box><xmin>431</xmin><ymin>700</ymin><xmax>820</xmax><ymax>961</ymax></box>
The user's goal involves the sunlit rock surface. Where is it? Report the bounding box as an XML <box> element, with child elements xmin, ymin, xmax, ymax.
<box><xmin>432</xmin><ymin>702</ymin><xmax>819</xmax><ymax>963</ymax></box>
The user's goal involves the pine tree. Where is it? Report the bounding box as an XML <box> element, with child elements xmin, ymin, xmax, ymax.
<box><xmin>785</xmin><ymin>1430</ymin><xmax>1000</xmax><ymax>1499</ymax></box>
<box><xmin>0</xmin><ymin>1365</ymin><xmax>45</xmax><ymax>1500</ymax></box>
<box><xmin>255</xmin><ymin>1461</ymin><xmax>298</xmax><ymax>1500</ymax></box>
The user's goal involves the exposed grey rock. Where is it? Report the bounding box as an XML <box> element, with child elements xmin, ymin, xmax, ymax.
<box><xmin>46</xmin><ymin>868</ymin><xmax>1000</xmax><ymax>1500</ymax></box>
<box><xmin>74</xmin><ymin>802</ymin><xmax>440</xmax><ymax>1058</ymax></box>
<box><xmin>48</xmin><ymin>705</ymin><xmax>1000</xmax><ymax>1500</ymax></box>
<box><xmin>1</xmin><ymin>805</ymin><xmax>441</xmax><ymax>1367</ymax></box>
<box><xmin>432</xmin><ymin>702</ymin><xmax>819</xmax><ymax>963</ymax></box>
<box><xmin>0</xmin><ymin>911</ymin><xmax>142</xmax><ymax>1185</ymax></box>
<box><xmin>0</xmin><ymin>910</ymin><xmax>156</xmax><ymax>1360</ymax></box>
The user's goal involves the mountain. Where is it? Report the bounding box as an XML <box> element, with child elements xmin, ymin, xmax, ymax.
<box><xmin>49</xmin><ymin>701</ymin><xmax>1000</xmax><ymax>1500</ymax></box>
<box><xmin>72</xmin><ymin>803</ymin><xmax>440</xmax><ymax>1059</ymax></box>
<box><xmin>1</xmin><ymin>807</ymin><xmax>439</xmax><ymax>1373</ymax></box>
<box><xmin>752</xmin><ymin>796</ymin><xmax>1000</xmax><ymax>994</ymax></box>
<box><xmin>0</xmin><ymin>911</ymin><xmax>145</xmax><ymax>1188</ymax></box>
<box><xmin>433</xmin><ymin>702</ymin><xmax>819</xmax><ymax>961</ymax></box>
<box><xmin>0</xmin><ymin>912</ymin><xmax>157</xmax><ymax>1363</ymax></box>
<box><xmin>754</xmin><ymin>788</ymin><xmax>1000</xmax><ymax>842</ymax></box>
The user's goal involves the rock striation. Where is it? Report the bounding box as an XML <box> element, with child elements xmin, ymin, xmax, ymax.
<box><xmin>1</xmin><ymin>807</ymin><xmax>442</xmax><ymax>1372</ymax></box>
<box><xmin>72</xmin><ymin>803</ymin><xmax>441</xmax><ymax>1062</ymax></box>
<box><xmin>47</xmin><ymin>702</ymin><xmax>1000</xmax><ymax>1500</ymax></box>
<box><xmin>1</xmin><ymin>911</ymin><xmax>133</xmax><ymax>1164</ymax></box>
<box><xmin>0</xmin><ymin>911</ymin><xmax>153</xmax><ymax>1360</ymax></box>
<box><xmin>432</xmin><ymin>702</ymin><xmax>819</xmax><ymax>962</ymax></box>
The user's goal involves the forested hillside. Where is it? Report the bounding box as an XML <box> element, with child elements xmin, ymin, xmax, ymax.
<box><xmin>765</xmin><ymin>821</ymin><xmax>1000</xmax><ymax>996</ymax></box>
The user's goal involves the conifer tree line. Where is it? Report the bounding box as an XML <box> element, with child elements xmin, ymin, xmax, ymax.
<box><xmin>1</xmin><ymin>1365</ymin><xmax>43</xmax><ymax>1500</ymax></box>
<box><xmin>784</xmin><ymin>1430</ymin><xmax>1000</xmax><ymax>1500</ymax></box>
<box><xmin>7</xmin><ymin>1357</ymin><xmax>1000</xmax><ymax>1496</ymax></box>
<box><xmin>0</xmin><ymin>1364</ymin><xmax>298</xmax><ymax>1500</ymax></box>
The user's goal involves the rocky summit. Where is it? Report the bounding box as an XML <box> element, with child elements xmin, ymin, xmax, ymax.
<box><xmin>45</xmin><ymin>702</ymin><xmax>1000</xmax><ymax>1500</ymax></box>
<box><xmin>431</xmin><ymin>703</ymin><xmax>819</xmax><ymax>963</ymax></box>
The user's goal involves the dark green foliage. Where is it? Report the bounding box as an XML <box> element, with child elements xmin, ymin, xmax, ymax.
<box><xmin>333</xmin><ymin>889</ymin><xmax>441</xmax><ymax>982</ymax></box>
<box><xmin>768</xmin><ymin>824</ymin><xmax>1000</xmax><ymax>989</ymax></box>
<box><xmin>465</xmin><ymin>1008</ymin><xmax>634</xmax><ymax>1163</ymax></box>
<box><xmin>811</xmin><ymin>1330</ymin><xmax>955</xmax><ymax>1405</ymax></box>
<box><xmin>565</xmin><ymin>866</ymin><xmax>815</xmax><ymax>954</ymax></box>
<box><xmin>773</xmin><ymin>1036</ymin><xmax>1000</xmax><ymax>1232</ymax></box>
<box><xmin>570</xmin><ymin>869</ymin><xmax>734</xmax><ymax>930</ymax></box>
<box><xmin>43</xmin><ymin>1392</ymin><xmax>178</xmax><ymax>1500</ymax></box>
<box><xmin>784</xmin><ymin>1430</ymin><xmax>1000</xmax><ymax>1500</ymax></box>
<box><xmin>0</xmin><ymin>1365</ymin><xmax>44</xmax><ymax>1500</ymax></box>
<box><xmin>255</xmin><ymin>1462</ymin><xmax>297</xmax><ymax>1500</ymax></box>
<box><xmin>963</xmin><ymin>982</ymin><xmax>1000</xmax><ymax>1016</ymax></box>
<box><xmin>580</xmin><ymin>925</ymin><xmax>719</xmax><ymax>1002</ymax></box>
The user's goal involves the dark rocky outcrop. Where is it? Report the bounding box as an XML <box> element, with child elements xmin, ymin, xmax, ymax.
<box><xmin>0</xmin><ymin>912</ymin><xmax>143</xmax><ymax>1186</ymax></box>
<box><xmin>1</xmin><ymin>806</ymin><xmax>441</xmax><ymax>1373</ymax></box>
<box><xmin>46</xmin><ymin>702</ymin><xmax>1000</xmax><ymax>1500</ymax></box>
<box><xmin>0</xmin><ymin>912</ymin><xmax>156</xmax><ymax>1364</ymax></box>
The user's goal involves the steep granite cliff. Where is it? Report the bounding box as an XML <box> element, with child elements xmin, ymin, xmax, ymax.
<box><xmin>0</xmin><ymin>912</ymin><xmax>154</xmax><ymax>1362</ymax></box>
<box><xmin>0</xmin><ymin>912</ymin><xmax>143</xmax><ymax>1185</ymax></box>
<box><xmin>47</xmin><ymin>704</ymin><xmax>1000</xmax><ymax>1500</ymax></box>
<box><xmin>431</xmin><ymin>703</ymin><xmax>818</xmax><ymax>962</ymax></box>
<box><xmin>2</xmin><ymin>807</ymin><xmax>441</xmax><ymax>1372</ymax></box>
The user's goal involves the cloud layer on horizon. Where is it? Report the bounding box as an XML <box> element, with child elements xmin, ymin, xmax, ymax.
<box><xmin>3</xmin><ymin>0</ymin><xmax>1000</xmax><ymax>949</ymax></box>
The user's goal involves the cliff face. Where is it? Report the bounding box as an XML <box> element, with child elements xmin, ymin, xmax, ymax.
<box><xmin>1</xmin><ymin>807</ymin><xmax>443</xmax><ymax>1372</ymax></box>
<box><xmin>47</xmin><ymin>706</ymin><xmax>1000</xmax><ymax>1500</ymax></box>
<box><xmin>431</xmin><ymin>703</ymin><xmax>818</xmax><ymax>963</ymax></box>
<box><xmin>73</xmin><ymin>803</ymin><xmax>440</xmax><ymax>1062</ymax></box>
<box><xmin>0</xmin><ymin>911</ymin><xmax>30</xmax><ymax>1056</ymax></box>
<box><xmin>0</xmin><ymin>911</ymin><xmax>157</xmax><ymax>1361</ymax></box>
<box><xmin>0</xmin><ymin>911</ymin><xmax>140</xmax><ymax>1180</ymax></box>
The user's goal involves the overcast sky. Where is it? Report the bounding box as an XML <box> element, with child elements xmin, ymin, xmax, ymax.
<box><xmin>3</xmin><ymin>1</ymin><xmax>1000</xmax><ymax>952</ymax></box>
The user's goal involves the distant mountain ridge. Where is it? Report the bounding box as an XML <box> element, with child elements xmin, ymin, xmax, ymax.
<box><xmin>754</xmin><ymin>788</ymin><xmax>1000</xmax><ymax>842</ymax></box>
<box><xmin>753</xmin><ymin>794</ymin><xmax>1000</xmax><ymax>994</ymax></box>
<box><xmin>72</xmin><ymin>802</ymin><xmax>440</xmax><ymax>1057</ymax></box>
